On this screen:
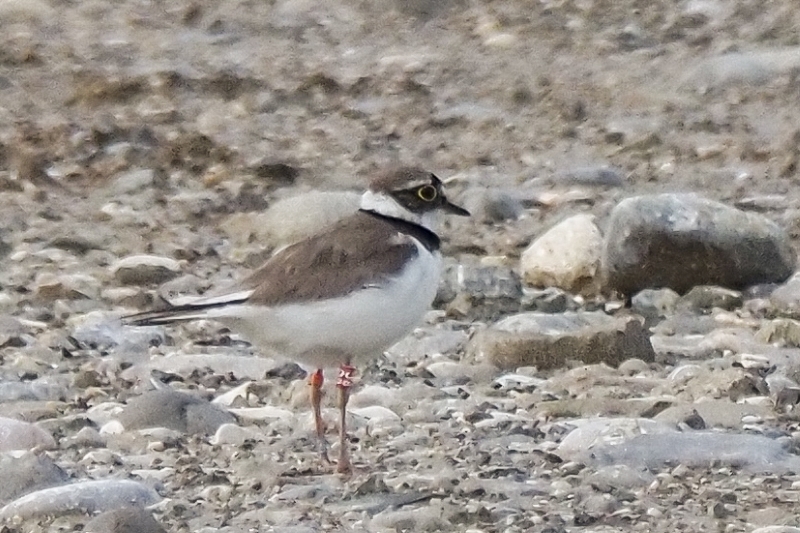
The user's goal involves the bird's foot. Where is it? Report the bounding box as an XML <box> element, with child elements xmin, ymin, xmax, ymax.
<box><xmin>336</xmin><ymin>450</ymin><xmax>352</xmax><ymax>474</ymax></box>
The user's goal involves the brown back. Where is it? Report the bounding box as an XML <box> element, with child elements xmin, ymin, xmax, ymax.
<box><xmin>242</xmin><ymin>210</ymin><xmax>436</xmax><ymax>306</ymax></box>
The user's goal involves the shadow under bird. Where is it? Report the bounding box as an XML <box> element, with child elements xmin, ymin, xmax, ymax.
<box><xmin>123</xmin><ymin>167</ymin><xmax>469</xmax><ymax>473</ymax></box>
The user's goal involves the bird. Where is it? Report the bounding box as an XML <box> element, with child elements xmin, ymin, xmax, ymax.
<box><xmin>123</xmin><ymin>167</ymin><xmax>469</xmax><ymax>473</ymax></box>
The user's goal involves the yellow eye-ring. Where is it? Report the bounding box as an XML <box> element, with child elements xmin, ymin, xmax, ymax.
<box><xmin>417</xmin><ymin>184</ymin><xmax>438</xmax><ymax>202</ymax></box>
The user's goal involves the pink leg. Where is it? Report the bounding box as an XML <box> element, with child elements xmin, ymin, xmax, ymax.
<box><xmin>308</xmin><ymin>369</ymin><xmax>329</xmax><ymax>463</ymax></box>
<box><xmin>336</xmin><ymin>364</ymin><xmax>356</xmax><ymax>474</ymax></box>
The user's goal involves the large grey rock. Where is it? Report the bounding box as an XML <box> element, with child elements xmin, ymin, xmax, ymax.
<box><xmin>602</xmin><ymin>194</ymin><xmax>795</xmax><ymax>295</ymax></box>
<box><xmin>469</xmin><ymin>311</ymin><xmax>655</xmax><ymax>370</ymax></box>
<box><xmin>0</xmin><ymin>479</ymin><xmax>160</xmax><ymax>521</ymax></box>
<box><xmin>118</xmin><ymin>389</ymin><xmax>235</xmax><ymax>435</ymax></box>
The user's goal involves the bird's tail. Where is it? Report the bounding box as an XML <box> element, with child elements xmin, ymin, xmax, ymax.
<box><xmin>122</xmin><ymin>291</ymin><xmax>252</xmax><ymax>327</ymax></box>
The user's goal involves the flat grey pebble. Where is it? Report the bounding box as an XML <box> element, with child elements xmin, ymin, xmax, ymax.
<box><xmin>118</xmin><ymin>389</ymin><xmax>235</xmax><ymax>435</ymax></box>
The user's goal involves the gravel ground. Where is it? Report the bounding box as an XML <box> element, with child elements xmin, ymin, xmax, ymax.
<box><xmin>4</xmin><ymin>0</ymin><xmax>800</xmax><ymax>531</ymax></box>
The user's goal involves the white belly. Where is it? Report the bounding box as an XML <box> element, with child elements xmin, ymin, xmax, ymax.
<box><xmin>212</xmin><ymin>247</ymin><xmax>441</xmax><ymax>368</ymax></box>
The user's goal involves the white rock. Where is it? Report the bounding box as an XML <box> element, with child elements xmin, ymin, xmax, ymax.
<box><xmin>350</xmin><ymin>406</ymin><xmax>400</xmax><ymax>421</ymax></box>
<box><xmin>112</xmin><ymin>168</ymin><xmax>155</xmax><ymax>194</ymax></box>
<box><xmin>213</xmin><ymin>381</ymin><xmax>253</xmax><ymax>406</ymax></box>
<box><xmin>521</xmin><ymin>214</ymin><xmax>603</xmax><ymax>294</ymax></box>
<box><xmin>211</xmin><ymin>423</ymin><xmax>263</xmax><ymax>446</ymax></box>
<box><xmin>99</xmin><ymin>420</ymin><xmax>125</xmax><ymax>435</ymax></box>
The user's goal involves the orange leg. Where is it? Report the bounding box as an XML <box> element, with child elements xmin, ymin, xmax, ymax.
<box><xmin>336</xmin><ymin>364</ymin><xmax>356</xmax><ymax>474</ymax></box>
<box><xmin>308</xmin><ymin>369</ymin><xmax>329</xmax><ymax>463</ymax></box>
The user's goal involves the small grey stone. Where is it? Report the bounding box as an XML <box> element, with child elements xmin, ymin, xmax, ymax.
<box><xmin>118</xmin><ymin>389</ymin><xmax>235</xmax><ymax>435</ymax></box>
<box><xmin>460</xmin><ymin>187</ymin><xmax>523</xmax><ymax>223</ymax></box>
<box><xmin>112</xmin><ymin>168</ymin><xmax>155</xmax><ymax>194</ymax></box>
<box><xmin>678</xmin><ymin>285</ymin><xmax>743</xmax><ymax>311</ymax></box>
<box><xmin>631</xmin><ymin>288</ymin><xmax>680</xmax><ymax>319</ymax></box>
<box><xmin>520</xmin><ymin>287</ymin><xmax>574</xmax><ymax>313</ymax></box>
<box><xmin>755</xmin><ymin>319</ymin><xmax>800</xmax><ymax>347</ymax></box>
<box><xmin>557</xmin><ymin>166</ymin><xmax>625</xmax><ymax>187</ymax></box>
<box><xmin>112</xmin><ymin>255</ymin><xmax>182</xmax><ymax>286</ymax></box>
<box><xmin>685</xmin><ymin>48</ymin><xmax>800</xmax><ymax>91</ymax></box>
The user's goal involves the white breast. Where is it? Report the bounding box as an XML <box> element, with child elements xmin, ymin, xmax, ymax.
<box><xmin>212</xmin><ymin>241</ymin><xmax>442</xmax><ymax>369</ymax></box>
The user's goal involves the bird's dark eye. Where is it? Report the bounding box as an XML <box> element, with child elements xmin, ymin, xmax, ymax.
<box><xmin>417</xmin><ymin>184</ymin><xmax>438</xmax><ymax>202</ymax></box>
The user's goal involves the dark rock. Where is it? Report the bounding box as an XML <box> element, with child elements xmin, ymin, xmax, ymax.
<box><xmin>602</xmin><ymin>194</ymin><xmax>795</xmax><ymax>295</ymax></box>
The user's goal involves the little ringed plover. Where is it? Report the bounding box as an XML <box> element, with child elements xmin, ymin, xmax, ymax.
<box><xmin>123</xmin><ymin>167</ymin><xmax>469</xmax><ymax>473</ymax></box>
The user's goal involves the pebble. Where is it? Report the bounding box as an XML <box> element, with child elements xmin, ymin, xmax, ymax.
<box><xmin>210</xmin><ymin>423</ymin><xmax>263</xmax><ymax>446</ymax></box>
<box><xmin>112</xmin><ymin>168</ymin><xmax>155</xmax><ymax>194</ymax></box>
<box><xmin>459</xmin><ymin>187</ymin><xmax>524</xmax><ymax>223</ymax></box>
<box><xmin>678</xmin><ymin>285</ymin><xmax>743</xmax><ymax>311</ymax></box>
<box><xmin>117</xmin><ymin>389</ymin><xmax>235</xmax><ymax>435</ymax></box>
<box><xmin>112</xmin><ymin>255</ymin><xmax>182</xmax><ymax>286</ymax></box>
<box><xmin>770</xmin><ymin>275</ymin><xmax>800</xmax><ymax>319</ymax></box>
<box><xmin>556</xmin><ymin>166</ymin><xmax>625</xmax><ymax>187</ymax></box>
